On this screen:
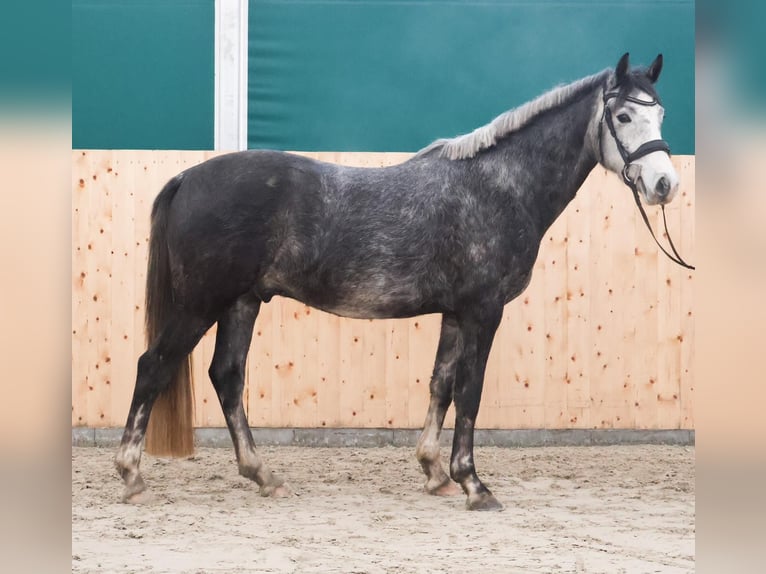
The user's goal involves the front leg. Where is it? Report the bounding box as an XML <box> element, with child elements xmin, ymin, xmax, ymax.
<box><xmin>416</xmin><ymin>314</ymin><xmax>462</xmax><ymax>496</ymax></box>
<box><xmin>450</xmin><ymin>304</ymin><xmax>504</xmax><ymax>511</ymax></box>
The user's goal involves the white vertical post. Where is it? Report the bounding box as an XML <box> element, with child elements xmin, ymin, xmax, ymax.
<box><xmin>215</xmin><ymin>0</ymin><xmax>249</xmax><ymax>150</ymax></box>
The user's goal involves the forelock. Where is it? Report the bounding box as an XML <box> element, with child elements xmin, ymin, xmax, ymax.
<box><xmin>615</xmin><ymin>69</ymin><xmax>661</xmax><ymax>105</ymax></box>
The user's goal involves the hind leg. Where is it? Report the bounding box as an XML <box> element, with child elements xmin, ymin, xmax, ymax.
<box><xmin>209</xmin><ymin>297</ymin><xmax>289</xmax><ymax>498</ymax></box>
<box><xmin>416</xmin><ymin>314</ymin><xmax>462</xmax><ymax>495</ymax></box>
<box><xmin>115</xmin><ymin>312</ymin><xmax>212</xmax><ymax>502</ymax></box>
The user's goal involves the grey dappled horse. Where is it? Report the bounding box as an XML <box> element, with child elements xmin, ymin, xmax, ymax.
<box><xmin>117</xmin><ymin>53</ymin><xmax>679</xmax><ymax>510</ymax></box>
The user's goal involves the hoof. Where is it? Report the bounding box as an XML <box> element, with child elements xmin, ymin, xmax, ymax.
<box><xmin>120</xmin><ymin>475</ymin><xmax>147</xmax><ymax>504</ymax></box>
<box><xmin>466</xmin><ymin>492</ymin><xmax>504</xmax><ymax>511</ymax></box>
<box><xmin>271</xmin><ymin>484</ymin><xmax>292</xmax><ymax>498</ymax></box>
<box><xmin>425</xmin><ymin>478</ymin><xmax>462</xmax><ymax>497</ymax></box>
<box><xmin>260</xmin><ymin>482</ymin><xmax>292</xmax><ymax>498</ymax></box>
<box><xmin>123</xmin><ymin>489</ymin><xmax>154</xmax><ymax>505</ymax></box>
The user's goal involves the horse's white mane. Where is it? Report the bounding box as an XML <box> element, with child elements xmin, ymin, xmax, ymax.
<box><xmin>418</xmin><ymin>69</ymin><xmax>612</xmax><ymax>160</ymax></box>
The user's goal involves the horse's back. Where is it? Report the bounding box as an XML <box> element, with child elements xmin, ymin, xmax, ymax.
<box><xmin>160</xmin><ymin>149</ymin><xmax>536</xmax><ymax>319</ymax></box>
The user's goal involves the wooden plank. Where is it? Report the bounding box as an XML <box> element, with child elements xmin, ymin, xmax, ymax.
<box><xmin>542</xmin><ymin>216</ymin><xmax>569</xmax><ymax>428</ymax></box>
<box><xmin>85</xmin><ymin>151</ymin><xmax>113</xmax><ymax>428</ymax></box>
<box><xmin>384</xmin><ymin>318</ymin><xmax>410</xmax><ymax>428</ymax></box>
<box><xmin>269</xmin><ymin>299</ymin><xmax>288</xmax><ymax>427</ymax></box>
<box><xmin>528</xmin><ymin>252</ymin><xmax>548</xmax><ymax>427</ymax></box>
<box><xmin>294</xmin><ymin>302</ymin><xmax>319</xmax><ymax>427</ymax></box>
<box><xmin>487</xmin><ymin>308</ymin><xmax>505</xmax><ymax>426</ymax></box>
<box><xmin>72</xmin><ymin>151</ymin><xmax>91</xmax><ymax>426</ymax></box>
<box><xmin>609</xmin><ymin>172</ymin><xmax>640</xmax><ymax>429</ymax></box>
<box><xmin>108</xmin><ymin>152</ymin><xmax>136</xmax><ymax>427</ymax></box>
<box><xmin>564</xmin><ymin>191</ymin><xmax>591</xmax><ymax>428</ymax></box>
<box><xmin>192</xmin><ymin>324</ymin><xmax>219</xmax><ymax>427</ymax></box>
<box><xmin>507</xmin><ymin>260</ymin><xmax>547</xmax><ymax>427</ymax></box>
<box><xmin>271</xmin><ymin>299</ymin><xmax>301</xmax><ymax>426</ymax></box>
<box><xmin>483</xmin><ymin>307</ymin><xmax>507</xmax><ymax>429</ymax></box>
<box><xmin>304</xmin><ymin>305</ymin><xmax>323</xmax><ymax>427</ymax></box>
<box><xmin>338</xmin><ymin>317</ymin><xmax>365</xmax><ymax>426</ymax></box>
<box><xmin>498</xmin><ymin>299</ymin><xmax>526</xmax><ymax>411</ymax></box>
<box><xmin>655</xmin><ymin>173</ymin><xmax>684</xmax><ymax>429</ymax></box>
<box><xmin>632</xmin><ymin>193</ymin><xmax>661</xmax><ymax>429</ymax></box>
<box><xmin>131</xmin><ymin>151</ymin><xmax>154</xmax><ymax>370</ymax></box>
<box><xmin>407</xmin><ymin>316</ymin><xmax>439</xmax><ymax>428</ymax></box>
<box><xmin>362</xmin><ymin>318</ymin><xmax>387</xmax><ymax>427</ymax></box>
<box><xmin>248</xmin><ymin>298</ymin><xmax>276</xmax><ymax>427</ymax></box>
<box><xmin>315</xmin><ymin>310</ymin><xmax>341</xmax><ymax>428</ymax></box>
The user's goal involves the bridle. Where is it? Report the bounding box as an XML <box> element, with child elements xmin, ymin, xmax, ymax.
<box><xmin>598</xmin><ymin>89</ymin><xmax>695</xmax><ymax>270</ymax></box>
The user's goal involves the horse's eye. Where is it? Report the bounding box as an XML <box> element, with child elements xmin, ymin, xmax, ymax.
<box><xmin>617</xmin><ymin>113</ymin><xmax>631</xmax><ymax>124</ymax></box>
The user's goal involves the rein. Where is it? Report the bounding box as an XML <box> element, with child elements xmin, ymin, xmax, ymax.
<box><xmin>599</xmin><ymin>90</ymin><xmax>695</xmax><ymax>270</ymax></box>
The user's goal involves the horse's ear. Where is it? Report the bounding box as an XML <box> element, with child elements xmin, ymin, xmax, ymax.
<box><xmin>646</xmin><ymin>53</ymin><xmax>663</xmax><ymax>84</ymax></box>
<box><xmin>616</xmin><ymin>52</ymin><xmax>630</xmax><ymax>82</ymax></box>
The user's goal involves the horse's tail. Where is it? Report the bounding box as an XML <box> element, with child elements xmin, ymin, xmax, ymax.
<box><xmin>144</xmin><ymin>174</ymin><xmax>195</xmax><ymax>457</ymax></box>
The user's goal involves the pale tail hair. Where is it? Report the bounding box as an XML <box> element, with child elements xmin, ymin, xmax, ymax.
<box><xmin>143</xmin><ymin>175</ymin><xmax>195</xmax><ymax>457</ymax></box>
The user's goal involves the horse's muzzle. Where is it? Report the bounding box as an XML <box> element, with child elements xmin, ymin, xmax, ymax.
<box><xmin>636</xmin><ymin>171</ymin><xmax>678</xmax><ymax>205</ymax></box>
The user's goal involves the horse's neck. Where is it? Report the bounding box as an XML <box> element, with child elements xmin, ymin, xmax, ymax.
<box><xmin>482</xmin><ymin>88</ymin><xmax>600</xmax><ymax>236</ymax></box>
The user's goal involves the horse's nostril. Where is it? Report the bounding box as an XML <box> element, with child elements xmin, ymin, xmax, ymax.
<box><xmin>656</xmin><ymin>177</ymin><xmax>670</xmax><ymax>197</ymax></box>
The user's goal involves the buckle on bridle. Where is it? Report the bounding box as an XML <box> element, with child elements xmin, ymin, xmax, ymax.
<box><xmin>621</xmin><ymin>163</ymin><xmax>634</xmax><ymax>188</ymax></box>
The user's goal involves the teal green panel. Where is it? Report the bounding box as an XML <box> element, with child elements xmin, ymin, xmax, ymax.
<box><xmin>249</xmin><ymin>0</ymin><xmax>694</xmax><ymax>154</ymax></box>
<box><xmin>72</xmin><ymin>0</ymin><xmax>214</xmax><ymax>150</ymax></box>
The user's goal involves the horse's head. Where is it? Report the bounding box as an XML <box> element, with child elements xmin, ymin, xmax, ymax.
<box><xmin>598</xmin><ymin>53</ymin><xmax>679</xmax><ymax>206</ymax></box>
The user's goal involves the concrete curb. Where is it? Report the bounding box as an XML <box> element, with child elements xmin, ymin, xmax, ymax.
<box><xmin>73</xmin><ymin>427</ymin><xmax>694</xmax><ymax>448</ymax></box>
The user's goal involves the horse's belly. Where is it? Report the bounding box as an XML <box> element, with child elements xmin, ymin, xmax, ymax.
<box><xmin>310</xmin><ymin>297</ymin><xmax>440</xmax><ymax>320</ymax></box>
<box><xmin>261</xmin><ymin>271</ymin><xmax>444</xmax><ymax>320</ymax></box>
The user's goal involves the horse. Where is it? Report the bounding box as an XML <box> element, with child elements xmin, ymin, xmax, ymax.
<box><xmin>116</xmin><ymin>53</ymin><xmax>679</xmax><ymax>510</ymax></box>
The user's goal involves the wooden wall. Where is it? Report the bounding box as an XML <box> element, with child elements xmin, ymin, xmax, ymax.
<box><xmin>72</xmin><ymin>151</ymin><xmax>694</xmax><ymax>430</ymax></box>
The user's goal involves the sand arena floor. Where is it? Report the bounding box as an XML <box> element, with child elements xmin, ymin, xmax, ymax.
<box><xmin>72</xmin><ymin>445</ymin><xmax>694</xmax><ymax>573</ymax></box>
